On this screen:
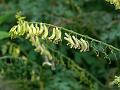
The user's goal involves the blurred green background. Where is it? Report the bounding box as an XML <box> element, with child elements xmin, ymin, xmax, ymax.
<box><xmin>0</xmin><ymin>0</ymin><xmax>120</xmax><ymax>90</ymax></box>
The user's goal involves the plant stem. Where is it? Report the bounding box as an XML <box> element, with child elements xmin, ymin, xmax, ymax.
<box><xmin>29</xmin><ymin>21</ymin><xmax>120</xmax><ymax>52</ymax></box>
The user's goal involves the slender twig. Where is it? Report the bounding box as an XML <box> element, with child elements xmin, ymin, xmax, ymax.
<box><xmin>0</xmin><ymin>55</ymin><xmax>36</xmax><ymax>65</ymax></box>
<box><xmin>29</xmin><ymin>21</ymin><xmax>120</xmax><ymax>52</ymax></box>
<box><xmin>0</xmin><ymin>56</ymin><xmax>22</xmax><ymax>60</ymax></box>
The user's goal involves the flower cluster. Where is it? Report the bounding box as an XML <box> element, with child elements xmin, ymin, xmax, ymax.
<box><xmin>9</xmin><ymin>18</ymin><xmax>90</xmax><ymax>61</ymax></box>
<box><xmin>64</xmin><ymin>33</ymin><xmax>89</xmax><ymax>52</ymax></box>
<box><xmin>9</xmin><ymin>21</ymin><xmax>54</xmax><ymax>60</ymax></box>
<box><xmin>9</xmin><ymin>21</ymin><xmax>62</xmax><ymax>44</ymax></box>
<box><xmin>106</xmin><ymin>0</ymin><xmax>120</xmax><ymax>9</ymax></box>
<box><xmin>110</xmin><ymin>76</ymin><xmax>120</xmax><ymax>87</ymax></box>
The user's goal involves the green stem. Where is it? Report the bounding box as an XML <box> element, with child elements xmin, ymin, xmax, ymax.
<box><xmin>0</xmin><ymin>55</ymin><xmax>36</xmax><ymax>65</ymax></box>
<box><xmin>0</xmin><ymin>56</ymin><xmax>22</xmax><ymax>60</ymax></box>
<box><xmin>29</xmin><ymin>21</ymin><xmax>120</xmax><ymax>52</ymax></box>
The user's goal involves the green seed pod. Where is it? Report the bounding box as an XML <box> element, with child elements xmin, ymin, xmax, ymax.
<box><xmin>42</xmin><ymin>24</ymin><xmax>48</xmax><ymax>39</ymax></box>
<box><xmin>64</xmin><ymin>33</ymin><xmax>75</xmax><ymax>48</ymax></box>
<box><xmin>42</xmin><ymin>61</ymin><xmax>52</xmax><ymax>66</ymax></box>
<box><xmin>35</xmin><ymin>24</ymin><xmax>40</xmax><ymax>36</ymax></box>
<box><xmin>54</xmin><ymin>27</ymin><xmax>61</xmax><ymax>43</ymax></box>
<box><xmin>17</xmin><ymin>24</ymin><xmax>21</xmax><ymax>35</ymax></box>
<box><xmin>41</xmin><ymin>44</ymin><xmax>52</xmax><ymax>60</ymax></box>
<box><xmin>48</xmin><ymin>28</ymin><xmax>56</xmax><ymax>40</ymax></box>
<box><xmin>26</xmin><ymin>24</ymin><xmax>33</xmax><ymax>38</ymax></box>
<box><xmin>9</xmin><ymin>25</ymin><xmax>18</xmax><ymax>38</ymax></box>
<box><xmin>86</xmin><ymin>41</ymin><xmax>89</xmax><ymax>51</ymax></box>
<box><xmin>39</xmin><ymin>23</ymin><xmax>44</xmax><ymax>35</ymax></box>
<box><xmin>21</xmin><ymin>21</ymin><xmax>26</xmax><ymax>35</ymax></box>
<box><xmin>30</xmin><ymin>24</ymin><xmax>37</xmax><ymax>35</ymax></box>
<box><xmin>72</xmin><ymin>36</ymin><xmax>80</xmax><ymax>49</ymax></box>
<box><xmin>78</xmin><ymin>39</ymin><xmax>84</xmax><ymax>52</ymax></box>
<box><xmin>79</xmin><ymin>38</ymin><xmax>88</xmax><ymax>52</ymax></box>
<box><xmin>35</xmin><ymin>36</ymin><xmax>40</xmax><ymax>46</ymax></box>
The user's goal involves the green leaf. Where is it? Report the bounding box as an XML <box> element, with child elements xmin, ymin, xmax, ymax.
<box><xmin>0</xmin><ymin>11</ymin><xmax>14</xmax><ymax>24</ymax></box>
<box><xmin>0</xmin><ymin>31</ymin><xmax>9</xmax><ymax>40</ymax></box>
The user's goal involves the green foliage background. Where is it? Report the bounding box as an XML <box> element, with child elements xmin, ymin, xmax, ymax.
<box><xmin>0</xmin><ymin>0</ymin><xmax>120</xmax><ymax>90</ymax></box>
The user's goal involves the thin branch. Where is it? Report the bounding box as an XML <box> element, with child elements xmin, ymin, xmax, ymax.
<box><xmin>0</xmin><ymin>56</ymin><xmax>22</xmax><ymax>60</ymax></box>
<box><xmin>29</xmin><ymin>21</ymin><xmax>120</xmax><ymax>52</ymax></box>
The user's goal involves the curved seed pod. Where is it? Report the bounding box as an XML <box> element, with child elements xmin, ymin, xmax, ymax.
<box><xmin>26</xmin><ymin>24</ymin><xmax>33</xmax><ymax>38</ymax></box>
<box><xmin>30</xmin><ymin>24</ymin><xmax>37</xmax><ymax>35</ymax></box>
<box><xmin>86</xmin><ymin>41</ymin><xmax>89</xmax><ymax>51</ymax></box>
<box><xmin>39</xmin><ymin>23</ymin><xmax>44</xmax><ymax>35</ymax></box>
<box><xmin>64</xmin><ymin>33</ymin><xmax>75</xmax><ymax>48</ymax></box>
<box><xmin>42</xmin><ymin>61</ymin><xmax>52</xmax><ymax>66</ymax></box>
<box><xmin>35</xmin><ymin>24</ymin><xmax>39</xmax><ymax>36</ymax></box>
<box><xmin>21</xmin><ymin>21</ymin><xmax>26</xmax><ymax>35</ymax></box>
<box><xmin>18</xmin><ymin>21</ymin><xmax>26</xmax><ymax>36</ymax></box>
<box><xmin>34</xmin><ymin>44</ymin><xmax>43</xmax><ymax>54</ymax></box>
<box><xmin>9</xmin><ymin>25</ymin><xmax>18</xmax><ymax>38</ymax></box>
<box><xmin>42</xmin><ymin>56</ymin><xmax>52</xmax><ymax>66</ymax></box>
<box><xmin>80</xmin><ymin>38</ymin><xmax>87</xmax><ymax>51</ymax></box>
<box><xmin>72</xmin><ymin>36</ymin><xmax>80</xmax><ymax>49</ymax></box>
<box><xmin>82</xmin><ymin>39</ymin><xmax>88</xmax><ymax>51</ymax></box>
<box><xmin>25</xmin><ymin>24</ymin><xmax>30</xmax><ymax>39</ymax></box>
<box><xmin>54</xmin><ymin>27</ymin><xmax>61</xmax><ymax>43</ymax></box>
<box><xmin>41</xmin><ymin>44</ymin><xmax>52</xmax><ymax>60</ymax></box>
<box><xmin>10</xmin><ymin>25</ymin><xmax>17</xmax><ymax>33</ymax></box>
<box><xmin>78</xmin><ymin>39</ymin><xmax>85</xmax><ymax>52</ymax></box>
<box><xmin>48</xmin><ymin>28</ymin><xmax>56</xmax><ymax>40</ymax></box>
<box><xmin>35</xmin><ymin>36</ymin><xmax>40</xmax><ymax>46</ymax></box>
<box><xmin>42</xmin><ymin>24</ymin><xmax>48</xmax><ymax>39</ymax></box>
<box><xmin>17</xmin><ymin>24</ymin><xmax>21</xmax><ymax>35</ymax></box>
